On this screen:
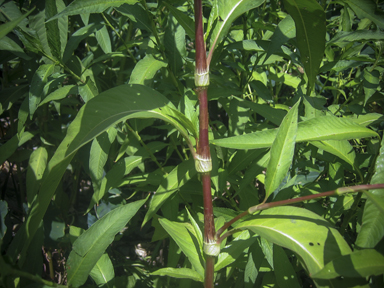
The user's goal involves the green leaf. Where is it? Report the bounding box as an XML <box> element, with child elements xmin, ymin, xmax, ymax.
<box><xmin>48</xmin><ymin>0</ymin><xmax>139</xmax><ymax>22</ymax></box>
<box><xmin>363</xmin><ymin>68</ymin><xmax>380</xmax><ymax>105</ymax></box>
<box><xmin>265</xmin><ymin>15</ymin><xmax>296</xmax><ymax>63</ymax></box>
<box><xmin>129</xmin><ymin>54</ymin><xmax>168</xmax><ymax>86</ymax></box>
<box><xmin>67</xmin><ymin>199</ymin><xmax>145</xmax><ymax>287</ymax></box>
<box><xmin>63</xmin><ymin>23</ymin><xmax>103</xmax><ymax>63</ymax></box>
<box><xmin>0</xmin><ymin>36</ymin><xmax>31</xmax><ymax>60</ymax></box>
<box><xmin>163</xmin><ymin>2</ymin><xmax>195</xmax><ymax>40</ymax></box>
<box><xmin>282</xmin><ymin>0</ymin><xmax>326</xmax><ymax>93</ymax></box>
<box><xmin>5</xmin><ymin>84</ymin><xmax>189</xmax><ymax>266</ymax></box>
<box><xmin>208</xmin><ymin>0</ymin><xmax>265</xmax><ymax>64</ymax></box>
<box><xmin>45</xmin><ymin>0</ymin><xmax>67</xmax><ymax>60</ymax></box>
<box><xmin>26</xmin><ymin>147</ymin><xmax>48</xmax><ymax>207</ymax></box>
<box><xmin>151</xmin><ymin>267</ymin><xmax>203</xmax><ymax>282</ymax></box>
<box><xmin>164</xmin><ymin>13</ymin><xmax>185</xmax><ymax>74</ymax></box>
<box><xmin>143</xmin><ymin>159</ymin><xmax>196</xmax><ymax>226</ymax></box>
<box><xmin>0</xmin><ymin>7</ymin><xmax>34</xmax><ymax>40</ymax></box>
<box><xmin>328</xmin><ymin>30</ymin><xmax>384</xmax><ymax>47</ymax></box>
<box><xmin>29</xmin><ymin>64</ymin><xmax>55</xmax><ymax>118</ymax></box>
<box><xmin>95</xmin><ymin>25</ymin><xmax>112</xmax><ymax>54</ymax></box>
<box><xmin>86</xmin><ymin>156</ymin><xmax>143</xmax><ymax>213</ymax></box>
<box><xmin>0</xmin><ymin>85</ymin><xmax>29</xmax><ymax>115</ymax></box>
<box><xmin>264</xmin><ymin>100</ymin><xmax>299</xmax><ymax>200</ymax></box>
<box><xmin>78</xmin><ymin>77</ymin><xmax>98</xmax><ymax>102</ymax></box>
<box><xmin>310</xmin><ymin>140</ymin><xmax>357</xmax><ymax>171</ymax></box>
<box><xmin>39</xmin><ymin>85</ymin><xmax>78</xmax><ymax>106</ymax></box>
<box><xmin>311</xmin><ymin>249</ymin><xmax>384</xmax><ymax>279</ymax></box>
<box><xmin>89</xmin><ymin>253</ymin><xmax>115</xmax><ymax>286</ymax></box>
<box><xmin>212</xmin><ymin>116</ymin><xmax>378</xmax><ymax>149</ymax></box>
<box><xmin>273</xmin><ymin>246</ymin><xmax>301</xmax><ymax>288</ymax></box>
<box><xmin>364</xmin><ymin>191</ymin><xmax>384</xmax><ymax>215</ymax></box>
<box><xmin>235</xmin><ymin>206</ymin><xmax>352</xmax><ymax>276</ymax></box>
<box><xmin>343</xmin><ymin>0</ymin><xmax>384</xmax><ymax>29</ymax></box>
<box><xmin>356</xmin><ymin>137</ymin><xmax>384</xmax><ymax>248</ymax></box>
<box><xmin>215</xmin><ymin>230</ymin><xmax>258</xmax><ymax>271</ymax></box>
<box><xmin>159</xmin><ymin>218</ymin><xmax>204</xmax><ymax>279</ymax></box>
<box><xmin>0</xmin><ymin>200</ymin><xmax>8</xmax><ymax>239</ymax></box>
<box><xmin>116</xmin><ymin>3</ymin><xmax>153</xmax><ymax>33</ymax></box>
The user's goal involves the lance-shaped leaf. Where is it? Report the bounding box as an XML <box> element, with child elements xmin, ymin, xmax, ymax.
<box><xmin>207</xmin><ymin>0</ymin><xmax>265</xmax><ymax>65</ymax></box>
<box><xmin>159</xmin><ymin>218</ymin><xmax>204</xmax><ymax>279</ymax></box>
<box><xmin>343</xmin><ymin>0</ymin><xmax>384</xmax><ymax>29</ymax></box>
<box><xmin>273</xmin><ymin>245</ymin><xmax>301</xmax><ymax>288</ymax></box>
<box><xmin>151</xmin><ymin>267</ymin><xmax>203</xmax><ymax>282</ymax></box>
<box><xmin>26</xmin><ymin>147</ymin><xmax>48</xmax><ymax>206</ymax></box>
<box><xmin>67</xmin><ymin>199</ymin><xmax>145</xmax><ymax>287</ymax></box>
<box><xmin>5</xmin><ymin>84</ymin><xmax>192</xmax><ymax>266</ymax></box>
<box><xmin>311</xmin><ymin>249</ymin><xmax>384</xmax><ymax>279</ymax></box>
<box><xmin>29</xmin><ymin>64</ymin><xmax>55</xmax><ymax>118</ymax></box>
<box><xmin>89</xmin><ymin>253</ymin><xmax>115</xmax><ymax>286</ymax></box>
<box><xmin>356</xmin><ymin>136</ymin><xmax>384</xmax><ymax>248</ymax></box>
<box><xmin>282</xmin><ymin>0</ymin><xmax>326</xmax><ymax>93</ymax></box>
<box><xmin>163</xmin><ymin>2</ymin><xmax>195</xmax><ymax>40</ymax></box>
<box><xmin>235</xmin><ymin>206</ymin><xmax>352</xmax><ymax>276</ymax></box>
<box><xmin>264</xmin><ymin>100</ymin><xmax>299</xmax><ymax>200</ymax></box>
<box><xmin>129</xmin><ymin>54</ymin><xmax>168</xmax><ymax>86</ymax></box>
<box><xmin>45</xmin><ymin>0</ymin><xmax>67</xmax><ymax>60</ymax></box>
<box><xmin>48</xmin><ymin>0</ymin><xmax>140</xmax><ymax>22</ymax></box>
<box><xmin>0</xmin><ymin>7</ymin><xmax>34</xmax><ymax>40</ymax></box>
<box><xmin>211</xmin><ymin>116</ymin><xmax>378</xmax><ymax>149</ymax></box>
<box><xmin>143</xmin><ymin>159</ymin><xmax>196</xmax><ymax>226</ymax></box>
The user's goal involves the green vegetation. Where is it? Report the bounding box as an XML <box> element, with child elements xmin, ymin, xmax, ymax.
<box><xmin>0</xmin><ymin>0</ymin><xmax>384</xmax><ymax>287</ymax></box>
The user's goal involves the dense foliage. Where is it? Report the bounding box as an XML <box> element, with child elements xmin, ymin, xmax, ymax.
<box><xmin>0</xmin><ymin>0</ymin><xmax>384</xmax><ymax>287</ymax></box>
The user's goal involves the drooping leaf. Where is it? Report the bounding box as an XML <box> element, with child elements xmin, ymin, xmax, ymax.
<box><xmin>343</xmin><ymin>0</ymin><xmax>384</xmax><ymax>29</ymax></box>
<box><xmin>89</xmin><ymin>253</ymin><xmax>115</xmax><ymax>286</ymax></box>
<box><xmin>215</xmin><ymin>230</ymin><xmax>258</xmax><ymax>271</ymax></box>
<box><xmin>0</xmin><ymin>7</ymin><xmax>34</xmax><ymax>40</ymax></box>
<box><xmin>95</xmin><ymin>25</ymin><xmax>112</xmax><ymax>54</ymax></box>
<box><xmin>26</xmin><ymin>147</ymin><xmax>48</xmax><ymax>207</ymax></box>
<box><xmin>208</xmin><ymin>0</ymin><xmax>265</xmax><ymax>64</ymax></box>
<box><xmin>212</xmin><ymin>116</ymin><xmax>378</xmax><ymax>149</ymax></box>
<box><xmin>66</xmin><ymin>199</ymin><xmax>145</xmax><ymax>287</ymax></box>
<box><xmin>311</xmin><ymin>249</ymin><xmax>384</xmax><ymax>279</ymax></box>
<box><xmin>0</xmin><ymin>36</ymin><xmax>31</xmax><ymax>60</ymax></box>
<box><xmin>129</xmin><ymin>54</ymin><xmax>168</xmax><ymax>86</ymax></box>
<box><xmin>29</xmin><ymin>64</ymin><xmax>55</xmax><ymax>118</ymax></box>
<box><xmin>86</xmin><ymin>156</ymin><xmax>143</xmax><ymax>213</ymax></box>
<box><xmin>273</xmin><ymin>245</ymin><xmax>301</xmax><ymax>288</ymax></box>
<box><xmin>264</xmin><ymin>100</ymin><xmax>299</xmax><ymax>200</ymax></box>
<box><xmin>151</xmin><ymin>267</ymin><xmax>203</xmax><ymax>282</ymax></box>
<box><xmin>5</xmin><ymin>84</ymin><xmax>191</xmax><ymax>266</ymax></box>
<box><xmin>143</xmin><ymin>159</ymin><xmax>196</xmax><ymax>226</ymax></box>
<box><xmin>236</xmin><ymin>206</ymin><xmax>352</xmax><ymax>276</ymax></box>
<box><xmin>282</xmin><ymin>0</ymin><xmax>326</xmax><ymax>93</ymax></box>
<box><xmin>48</xmin><ymin>0</ymin><xmax>140</xmax><ymax>22</ymax></box>
<box><xmin>163</xmin><ymin>2</ymin><xmax>195</xmax><ymax>40</ymax></box>
<box><xmin>159</xmin><ymin>218</ymin><xmax>204</xmax><ymax>279</ymax></box>
<box><xmin>63</xmin><ymin>23</ymin><xmax>103</xmax><ymax>63</ymax></box>
<box><xmin>45</xmin><ymin>0</ymin><xmax>67</xmax><ymax>60</ymax></box>
<box><xmin>356</xmin><ymin>137</ymin><xmax>384</xmax><ymax>248</ymax></box>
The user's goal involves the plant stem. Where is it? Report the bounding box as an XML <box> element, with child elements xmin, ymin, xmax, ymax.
<box><xmin>216</xmin><ymin>183</ymin><xmax>384</xmax><ymax>241</ymax></box>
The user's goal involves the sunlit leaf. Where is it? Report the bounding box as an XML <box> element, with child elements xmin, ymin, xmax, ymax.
<box><xmin>151</xmin><ymin>267</ymin><xmax>203</xmax><ymax>282</ymax></box>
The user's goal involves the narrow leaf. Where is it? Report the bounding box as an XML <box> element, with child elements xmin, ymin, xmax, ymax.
<box><xmin>343</xmin><ymin>0</ymin><xmax>384</xmax><ymax>29</ymax></box>
<box><xmin>48</xmin><ymin>0</ymin><xmax>140</xmax><ymax>22</ymax></box>
<box><xmin>89</xmin><ymin>253</ymin><xmax>115</xmax><ymax>286</ymax></box>
<box><xmin>236</xmin><ymin>206</ymin><xmax>352</xmax><ymax>276</ymax></box>
<box><xmin>212</xmin><ymin>116</ymin><xmax>378</xmax><ymax>149</ymax></box>
<box><xmin>208</xmin><ymin>0</ymin><xmax>265</xmax><ymax>64</ymax></box>
<box><xmin>311</xmin><ymin>249</ymin><xmax>384</xmax><ymax>279</ymax></box>
<box><xmin>151</xmin><ymin>267</ymin><xmax>203</xmax><ymax>282</ymax></box>
<box><xmin>26</xmin><ymin>147</ymin><xmax>48</xmax><ymax>207</ymax></box>
<box><xmin>356</xmin><ymin>137</ymin><xmax>384</xmax><ymax>248</ymax></box>
<box><xmin>282</xmin><ymin>0</ymin><xmax>326</xmax><ymax>92</ymax></box>
<box><xmin>273</xmin><ymin>245</ymin><xmax>301</xmax><ymax>288</ymax></box>
<box><xmin>67</xmin><ymin>199</ymin><xmax>145</xmax><ymax>287</ymax></box>
<box><xmin>0</xmin><ymin>7</ymin><xmax>34</xmax><ymax>40</ymax></box>
<box><xmin>95</xmin><ymin>25</ymin><xmax>112</xmax><ymax>54</ymax></box>
<box><xmin>29</xmin><ymin>64</ymin><xmax>55</xmax><ymax>118</ymax></box>
<box><xmin>143</xmin><ymin>159</ymin><xmax>196</xmax><ymax>226</ymax></box>
<box><xmin>163</xmin><ymin>2</ymin><xmax>195</xmax><ymax>40</ymax></box>
<box><xmin>45</xmin><ymin>0</ymin><xmax>67</xmax><ymax>60</ymax></box>
<box><xmin>129</xmin><ymin>54</ymin><xmax>168</xmax><ymax>86</ymax></box>
<box><xmin>159</xmin><ymin>218</ymin><xmax>204</xmax><ymax>279</ymax></box>
<box><xmin>265</xmin><ymin>100</ymin><xmax>299</xmax><ymax>200</ymax></box>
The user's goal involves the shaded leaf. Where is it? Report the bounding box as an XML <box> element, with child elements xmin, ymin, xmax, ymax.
<box><xmin>311</xmin><ymin>249</ymin><xmax>384</xmax><ymax>279</ymax></box>
<box><xmin>67</xmin><ymin>199</ymin><xmax>145</xmax><ymax>287</ymax></box>
<box><xmin>151</xmin><ymin>267</ymin><xmax>203</xmax><ymax>282</ymax></box>
<box><xmin>343</xmin><ymin>0</ymin><xmax>384</xmax><ymax>29</ymax></box>
<box><xmin>163</xmin><ymin>2</ymin><xmax>195</xmax><ymax>40</ymax></box>
<box><xmin>26</xmin><ymin>147</ymin><xmax>48</xmax><ymax>207</ymax></box>
<box><xmin>282</xmin><ymin>0</ymin><xmax>326</xmax><ymax>92</ymax></box>
<box><xmin>48</xmin><ymin>0</ymin><xmax>139</xmax><ymax>21</ymax></box>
